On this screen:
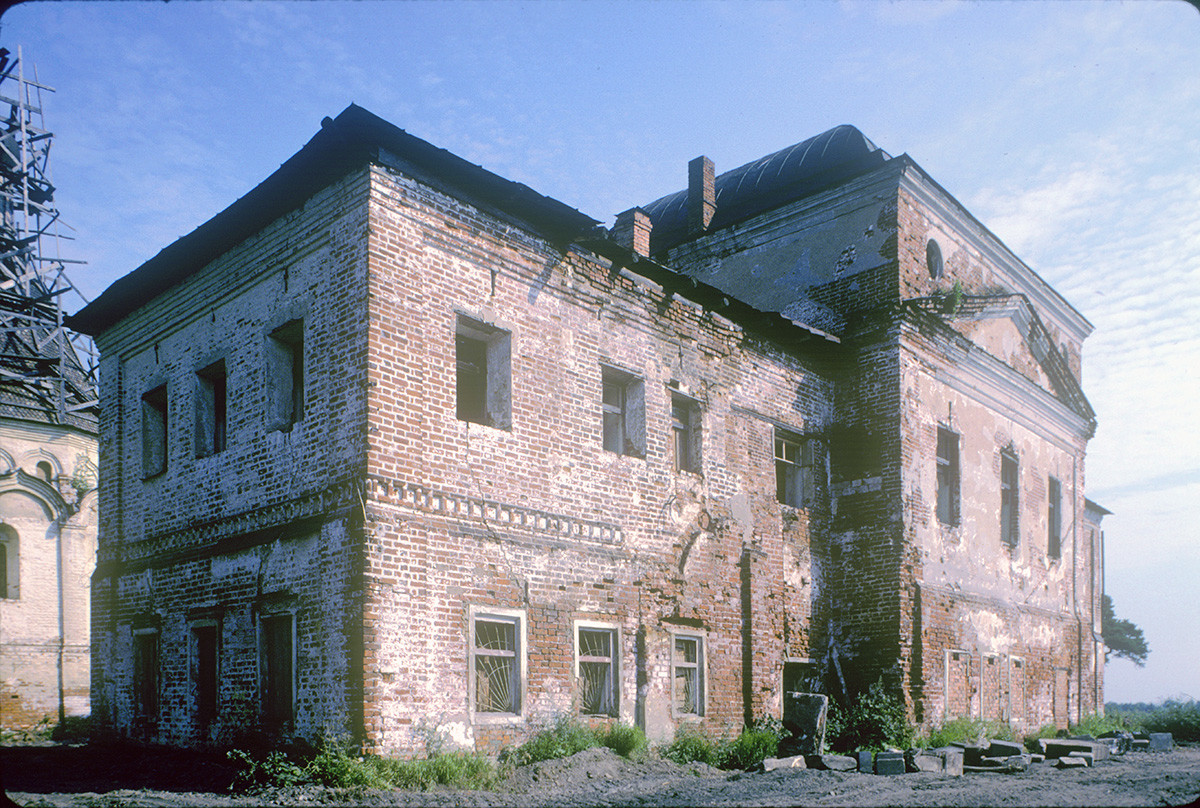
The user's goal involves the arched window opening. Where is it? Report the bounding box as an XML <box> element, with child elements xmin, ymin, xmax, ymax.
<box><xmin>36</xmin><ymin>460</ymin><xmax>54</xmax><ymax>482</ymax></box>
<box><xmin>0</xmin><ymin>524</ymin><xmax>18</xmax><ymax>599</ymax></box>
<box><xmin>926</xmin><ymin>239</ymin><xmax>944</xmax><ymax>280</ymax></box>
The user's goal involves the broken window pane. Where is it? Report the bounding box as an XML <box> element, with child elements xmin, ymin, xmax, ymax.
<box><xmin>671</xmin><ymin>393</ymin><xmax>701</xmax><ymax>474</ymax></box>
<box><xmin>578</xmin><ymin>628</ymin><xmax>616</xmax><ymax>716</ymax></box>
<box><xmin>474</xmin><ymin>617</ymin><xmax>519</xmax><ymax>714</ymax></box>
<box><xmin>775</xmin><ymin>433</ymin><xmax>814</xmax><ymax>508</ymax></box>
<box><xmin>936</xmin><ymin>428</ymin><xmax>960</xmax><ymax>525</ymax></box>
<box><xmin>141</xmin><ymin>385</ymin><xmax>168</xmax><ymax>477</ymax></box>
<box><xmin>601</xmin><ymin>367</ymin><xmax>645</xmax><ymax>457</ymax></box>
<box><xmin>672</xmin><ymin>635</ymin><xmax>703</xmax><ymax>715</ymax></box>
<box><xmin>1000</xmin><ymin>451</ymin><xmax>1019</xmax><ymax>547</ymax></box>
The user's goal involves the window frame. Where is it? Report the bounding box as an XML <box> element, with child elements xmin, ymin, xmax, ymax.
<box><xmin>469</xmin><ymin>606</ymin><xmax>526</xmax><ymax>720</ymax></box>
<box><xmin>132</xmin><ymin>627</ymin><xmax>160</xmax><ymax>725</ymax></box>
<box><xmin>774</xmin><ymin>430</ymin><xmax>815</xmax><ymax>509</ymax></box>
<box><xmin>455</xmin><ymin>316</ymin><xmax>512</xmax><ymax>430</ymax></box>
<box><xmin>575</xmin><ymin>621</ymin><xmax>619</xmax><ymax>717</ymax></box>
<box><xmin>267</xmin><ymin>319</ymin><xmax>304</xmax><ymax>432</ymax></box>
<box><xmin>191</xmin><ymin>619</ymin><xmax>221</xmax><ymax>731</ymax></box>
<box><xmin>601</xmin><ymin>365</ymin><xmax>645</xmax><ymax>458</ymax></box>
<box><xmin>1047</xmin><ymin>476</ymin><xmax>1062</xmax><ymax>559</ymax></box>
<box><xmin>141</xmin><ymin>384</ymin><xmax>168</xmax><ymax>478</ymax></box>
<box><xmin>670</xmin><ymin>631</ymin><xmax>706</xmax><ymax>718</ymax></box>
<box><xmin>0</xmin><ymin>524</ymin><xmax>18</xmax><ymax>600</ymax></box>
<box><xmin>195</xmin><ymin>360</ymin><xmax>228</xmax><ymax>457</ymax></box>
<box><xmin>936</xmin><ymin>427</ymin><xmax>961</xmax><ymax>526</ymax></box>
<box><xmin>1000</xmin><ymin>450</ymin><xmax>1020</xmax><ymax>548</ymax></box>
<box><xmin>670</xmin><ymin>391</ymin><xmax>702</xmax><ymax>475</ymax></box>
<box><xmin>259</xmin><ymin>611</ymin><xmax>295</xmax><ymax>731</ymax></box>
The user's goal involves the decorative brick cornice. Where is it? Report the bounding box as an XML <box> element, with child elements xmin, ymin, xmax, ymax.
<box><xmin>365</xmin><ymin>475</ymin><xmax>624</xmax><ymax>546</ymax></box>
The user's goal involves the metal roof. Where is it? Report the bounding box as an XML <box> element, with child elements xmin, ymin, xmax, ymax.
<box><xmin>642</xmin><ymin>125</ymin><xmax>890</xmax><ymax>255</ymax></box>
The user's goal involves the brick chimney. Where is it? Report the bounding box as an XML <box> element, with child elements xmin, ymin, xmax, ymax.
<box><xmin>687</xmin><ymin>155</ymin><xmax>715</xmax><ymax>235</ymax></box>
<box><xmin>612</xmin><ymin>208</ymin><xmax>652</xmax><ymax>258</ymax></box>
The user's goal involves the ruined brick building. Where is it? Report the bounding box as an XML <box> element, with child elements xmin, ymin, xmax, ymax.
<box><xmin>69</xmin><ymin>105</ymin><xmax>1105</xmax><ymax>753</ymax></box>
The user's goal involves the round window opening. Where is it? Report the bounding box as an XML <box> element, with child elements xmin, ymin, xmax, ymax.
<box><xmin>926</xmin><ymin>239</ymin><xmax>944</xmax><ymax>280</ymax></box>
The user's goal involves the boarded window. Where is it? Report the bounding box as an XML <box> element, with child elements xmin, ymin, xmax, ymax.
<box><xmin>456</xmin><ymin>317</ymin><xmax>512</xmax><ymax>428</ymax></box>
<box><xmin>1047</xmin><ymin>477</ymin><xmax>1062</xmax><ymax>559</ymax></box>
<box><xmin>946</xmin><ymin>650</ymin><xmax>972</xmax><ymax>719</ymax></box>
<box><xmin>261</xmin><ymin>614</ymin><xmax>294</xmax><ymax>729</ymax></box>
<box><xmin>578</xmin><ymin>627</ymin><xmax>617</xmax><ymax>716</ymax></box>
<box><xmin>193</xmin><ymin>624</ymin><xmax>219</xmax><ymax>728</ymax></box>
<box><xmin>0</xmin><ymin>524</ymin><xmax>17</xmax><ymax>599</ymax></box>
<box><xmin>1009</xmin><ymin>658</ymin><xmax>1026</xmax><ymax>724</ymax></box>
<box><xmin>141</xmin><ymin>385</ymin><xmax>168</xmax><ymax>477</ymax></box>
<box><xmin>981</xmin><ymin>655</ymin><xmax>1003</xmax><ymax>720</ymax></box>
<box><xmin>474</xmin><ymin>616</ymin><xmax>520</xmax><ymax>714</ymax></box>
<box><xmin>672</xmin><ymin>635</ymin><xmax>704</xmax><ymax>716</ymax></box>
<box><xmin>671</xmin><ymin>393</ymin><xmax>701</xmax><ymax>474</ymax></box>
<box><xmin>133</xmin><ymin>631</ymin><xmax>160</xmax><ymax>722</ymax></box>
<box><xmin>195</xmin><ymin>360</ymin><xmax>227</xmax><ymax>457</ymax></box>
<box><xmin>267</xmin><ymin>320</ymin><xmax>304</xmax><ymax>430</ymax></box>
<box><xmin>775</xmin><ymin>432</ymin><xmax>814</xmax><ymax>508</ymax></box>
<box><xmin>1000</xmin><ymin>451</ymin><xmax>1019</xmax><ymax>547</ymax></box>
<box><xmin>936</xmin><ymin>427</ymin><xmax>960</xmax><ymax>525</ymax></box>
<box><xmin>601</xmin><ymin>367</ymin><xmax>645</xmax><ymax>457</ymax></box>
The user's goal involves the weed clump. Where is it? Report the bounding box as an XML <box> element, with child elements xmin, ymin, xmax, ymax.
<box><xmin>827</xmin><ymin>679</ymin><xmax>914</xmax><ymax>752</ymax></box>
<box><xmin>600</xmin><ymin>722</ymin><xmax>648</xmax><ymax>759</ymax></box>
<box><xmin>510</xmin><ymin>717</ymin><xmax>599</xmax><ymax>765</ymax></box>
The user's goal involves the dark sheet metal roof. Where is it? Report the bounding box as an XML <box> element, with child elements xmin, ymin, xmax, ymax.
<box><xmin>642</xmin><ymin>125</ymin><xmax>890</xmax><ymax>255</ymax></box>
<box><xmin>69</xmin><ymin>104</ymin><xmax>598</xmax><ymax>336</ymax></box>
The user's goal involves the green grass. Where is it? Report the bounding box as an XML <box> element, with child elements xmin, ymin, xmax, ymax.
<box><xmin>661</xmin><ymin>718</ymin><xmax>784</xmax><ymax>771</ymax></box>
<box><xmin>599</xmin><ymin>722</ymin><xmax>648</xmax><ymax>759</ymax></box>
<box><xmin>510</xmin><ymin>716</ymin><xmax>599</xmax><ymax>765</ymax></box>
<box><xmin>916</xmin><ymin>716</ymin><xmax>1014</xmax><ymax>748</ymax></box>
<box><xmin>827</xmin><ymin>679</ymin><xmax>915</xmax><ymax>753</ymax></box>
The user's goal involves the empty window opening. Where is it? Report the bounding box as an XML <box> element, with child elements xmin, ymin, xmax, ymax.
<box><xmin>1000</xmin><ymin>451</ymin><xmax>1019</xmax><ymax>548</ymax></box>
<box><xmin>193</xmin><ymin>624</ymin><xmax>219</xmax><ymax>728</ymax></box>
<box><xmin>671</xmin><ymin>393</ymin><xmax>701</xmax><ymax>474</ymax></box>
<box><xmin>133</xmin><ymin>630</ymin><xmax>160</xmax><ymax>723</ymax></box>
<box><xmin>578</xmin><ymin>627</ymin><xmax>617</xmax><ymax>716</ymax></box>
<box><xmin>0</xmin><ymin>525</ymin><xmax>17</xmax><ymax>599</ymax></box>
<box><xmin>936</xmin><ymin>427</ymin><xmax>960</xmax><ymax>525</ymax></box>
<box><xmin>261</xmin><ymin>614</ymin><xmax>294</xmax><ymax>729</ymax></box>
<box><xmin>474</xmin><ymin>615</ymin><xmax>521</xmax><ymax>714</ymax></box>
<box><xmin>601</xmin><ymin>366</ymin><xmax>645</xmax><ymax>457</ymax></box>
<box><xmin>141</xmin><ymin>385</ymin><xmax>168</xmax><ymax>478</ymax></box>
<box><xmin>672</xmin><ymin>634</ymin><xmax>704</xmax><ymax>716</ymax></box>
<box><xmin>775</xmin><ymin>432</ymin><xmax>814</xmax><ymax>508</ymax></box>
<box><xmin>35</xmin><ymin>460</ymin><xmax>53</xmax><ymax>481</ymax></box>
<box><xmin>1047</xmin><ymin>476</ymin><xmax>1062</xmax><ymax>559</ymax></box>
<box><xmin>195</xmin><ymin>360</ymin><xmax>227</xmax><ymax>457</ymax></box>
<box><xmin>456</xmin><ymin>317</ymin><xmax>512</xmax><ymax>428</ymax></box>
<box><xmin>267</xmin><ymin>319</ymin><xmax>304</xmax><ymax>430</ymax></box>
<box><xmin>927</xmin><ymin>239</ymin><xmax>944</xmax><ymax>280</ymax></box>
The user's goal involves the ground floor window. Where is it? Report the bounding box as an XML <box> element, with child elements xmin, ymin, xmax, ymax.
<box><xmin>192</xmin><ymin>622</ymin><xmax>220</xmax><ymax>729</ymax></box>
<box><xmin>473</xmin><ymin>612</ymin><xmax>523</xmax><ymax>715</ymax></box>
<box><xmin>672</xmin><ymin>634</ymin><xmax>705</xmax><ymax>716</ymax></box>
<box><xmin>133</xmin><ymin>629</ymin><xmax>159</xmax><ymax>723</ymax></box>
<box><xmin>261</xmin><ymin>614</ymin><xmax>294</xmax><ymax>729</ymax></box>
<box><xmin>577</xmin><ymin>625</ymin><xmax>618</xmax><ymax>717</ymax></box>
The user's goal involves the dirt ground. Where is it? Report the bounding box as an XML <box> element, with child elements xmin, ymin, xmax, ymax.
<box><xmin>5</xmin><ymin>742</ymin><xmax>1200</xmax><ymax>807</ymax></box>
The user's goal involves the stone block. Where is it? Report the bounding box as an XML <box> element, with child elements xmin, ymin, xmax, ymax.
<box><xmin>855</xmin><ymin>750</ymin><xmax>873</xmax><ymax>772</ymax></box>
<box><xmin>950</xmin><ymin>741</ymin><xmax>987</xmax><ymax>766</ymax></box>
<box><xmin>783</xmin><ymin>692</ymin><xmax>827</xmax><ymax>755</ymax></box>
<box><xmin>763</xmin><ymin>755</ymin><xmax>807</xmax><ymax>772</ymax></box>
<box><xmin>985</xmin><ymin>739</ymin><xmax>1024</xmax><ymax>757</ymax></box>
<box><xmin>806</xmin><ymin>754</ymin><xmax>857</xmax><ymax>771</ymax></box>
<box><xmin>1066</xmin><ymin>751</ymin><xmax>1094</xmax><ymax>767</ymax></box>
<box><xmin>1131</xmin><ymin>738</ymin><xmax>1150</xmax><ymax>751</ymax></box>
<box><xmin>1148</xmin><ymin>733</ymin><xmax>1173</xmax><ymax>752</ymax></box>
<box><xmin>1056</xmin><ymin>756</ymin><xmax>1088</xmax><ymax>769</ymax></box>
<box><xmin>1040</xmin><ymin>739</ymin><xmax>1108</xmax><ymax>761</ymax></box>
<box><xmin>907</xmin><ymin>748</ymin><xmax>963</xmax><ymax>776</ymax></box>
<box><xmin>875</xmin><ymin>751</ymin><xmax>905</xmax><ymax>775</ymax></box>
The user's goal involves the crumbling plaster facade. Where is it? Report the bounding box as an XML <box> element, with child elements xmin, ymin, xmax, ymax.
<box><xmin>71</xmin><ymin>106</ymin><xmax>1103</xmax><ymax>753</ymax></box>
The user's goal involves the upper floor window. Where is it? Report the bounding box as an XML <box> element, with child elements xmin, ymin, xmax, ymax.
<box><xmin>195</xmin><ymin>360</ymin><xmax>227</xmax><ymax>457</ymax></box>
<box><xmin>671</xmin><ymin>392</ymin><xmax>702</xmax><ymax>474</ymax></box>
<box><xmin>1047</xmin><ymin>476</ymin><xmax>1062</xmax><ymax>559</ymax></box>
<box><xmin>1000</xmin><ymin>450</ymin><xmax>1019</xmax><ymax>548</ymax></box>
<box><xmin>601</xmin><ymin>366</ymin><xmax>645</xmax><ymax>457</ymax></box>
<box><xmin>936</xmin><ymin>427</ymin><xmax>960</xmax><ymax>525</ymax></box>
<box><xmin>0</xmin><ymin>524</ymin><xmax>18</xmax><ymax>599</ymax></box>
<box><xmin>927</xmin><ymin>239</ymin><xmax>944</xmax><ymax>280</ymax></box>
<box><xmin>456</xmin><ymin>317</ymin><xmax>511</xmax><ymax>429</ymax></box>
<box><xmin>775</xmin><ymin>431</ymin><xmax>814</xmax><ymax>508</ymax></box>
<box><xmin>35</xmin><ymin>460</ymin><xmax>53</xmax><ymax>482</ymax></box>
<box><xmin>141</xmin><ymin>384</ymin><xmax>168</xmax><ymax>478</ymax></box>
<box><xmin>267</xmin><ymin>320</ymin><xmax>304</xmax><ymax>431</ymax></box>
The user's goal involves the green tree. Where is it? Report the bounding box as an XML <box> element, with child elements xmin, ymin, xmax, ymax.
<box><xmin>1102</xmin><ymin>594</ymin><xmax>1149</xmax><ymax>666</ymax></box>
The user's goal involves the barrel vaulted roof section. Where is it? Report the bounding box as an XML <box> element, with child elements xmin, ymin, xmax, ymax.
<box><xmin>68</xmin><ymin>104</ymin><xmax>599</xmax><ymax>336</ymax></box>
<box><xmin>642</xmin><ymin>125</ymin><xmax>891</xmax><ymax>255</ymax></box>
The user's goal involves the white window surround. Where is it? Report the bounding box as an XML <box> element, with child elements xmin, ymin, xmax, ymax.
<box><xmin>469</xmin><ymin>605</ymin><xmax>527</xmax><ymax>722</ymax></box>
<box><xmin>574</xmin><ymin>619</ymin><xmax>621</xmax><ymax>717</ymax></box>
<box><xmin>668</xmin><ymin>628</ymin><xmax>707</xmax><ymax>719</ymax></box>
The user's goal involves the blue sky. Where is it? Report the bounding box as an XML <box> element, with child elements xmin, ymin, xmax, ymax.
<box><xmin>5</xmin><ymin>0</ymin><xmax>1197</xmax><ymax>705</ymax></box>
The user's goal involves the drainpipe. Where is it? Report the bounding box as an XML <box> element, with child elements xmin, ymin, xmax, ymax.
<box><xmin>56</xmin><ymin>505</ymin><xmax>67</xmax><ymax>725</ymax></box>
<box><xmin>1072</xmin><ymin>457</ymin><xmax>1082</xmax><ymax>725</ymax></box>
